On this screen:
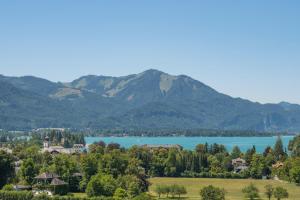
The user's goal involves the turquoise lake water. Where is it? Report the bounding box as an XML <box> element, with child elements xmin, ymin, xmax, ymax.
<box><xmin>85</xmin><ymin>136</ymin><xmax>294</xmax><ymax>153</ymax></box>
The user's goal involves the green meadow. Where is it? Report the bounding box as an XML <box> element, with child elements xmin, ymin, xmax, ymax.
<box><xmin>149</xmin><ymin>178</ymin><xmax>300</xmax><ymax>200</ymax></box>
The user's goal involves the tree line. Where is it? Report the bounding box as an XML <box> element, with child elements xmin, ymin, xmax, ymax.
<box><xmin>0</xmin><ymin>133</ymin><xmax>299</xmax><ymax>199</ymax></box>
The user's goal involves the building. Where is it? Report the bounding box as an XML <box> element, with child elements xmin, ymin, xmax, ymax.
<box><xmin>272</xmin><ymin>162</ymin><xmax>284</xmax><ymax>169</ymax></box>
<box><xmin>34</xmin><ymin>172</ymin><xmax>68</xmax><ymax>196</ymax></box>
<box><xmin>42</xmin><ymin>137</ymin><xmax>84</xmax><ymax>155</ymax></box>
<box><xmin>35</xmin><ymin>172</ymin><xmax>60</xmax><ymax>185</ymax></box>
<box><xmin>232</xmin><ymin>158</ymin><xmax>248</xmax><ymax>173</ymax></box>
<box><xmin>0</xmin><ymin>147</ymin><xmax>13</xmax><ymax>154</ymax></box>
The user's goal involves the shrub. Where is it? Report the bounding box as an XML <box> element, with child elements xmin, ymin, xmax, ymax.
<box><xmin>200</xmin><ymin>185</ymin><xmax>225</xmax><ymax>200</ymax></box>
<box><xmin>242</xmin><ymin>183</ymin><xmax>260</xmax><ymax>200</ymax></box>
<box><xmin>0</xmin><ymin>191</ymin><xmax>33</xmax><ymax>200</ymax></box>
<box><xmin>2</xmin><ymin>184</ymin><xmax>14</xmax><ymax>191</ymax></box>
<box><xmin>113</xmin><ymin>188</ymin><xmax>128</xmax><ymax>200</ymax></box>
<box><xmin>273</xmin><ymin>186</ymin><xmax>288</xmax><ymax>200</ymax></box>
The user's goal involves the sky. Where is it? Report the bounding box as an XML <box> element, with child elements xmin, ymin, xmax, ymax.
<box><xmin>0</xmin><ymin>0</ymin><xmax>300</xmax><ymax>104</ymax></box>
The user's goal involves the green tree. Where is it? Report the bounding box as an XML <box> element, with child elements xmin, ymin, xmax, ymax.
<box><xmin>264</xmin><ymin>184</ymin><xmax>273</xmax><ymax>200</ymax></box>
<box><xmin>231</xmin><ymin>146</ymin><xmax>242</xmax><ymax>159</ymax></box>
<box><xmin>113</xmin><ymin>188</ymin><xmax>128</xmax><ymax>200</ymax></box>
<box><xmin>196</xmin><ymin>144</ymin><xmax>208</xmax><ymax>154</ymax></box>
<box><xmin>274</xmin><ymin>136</ymin><xmax>285</xmax><ymax>161</ymax></box>
<box><xmin>273</xmin><ymin>187</ymin><xmax>288</xmax><ymax>200</ymax></box>
<box><xmin>176</xmin><ymin>185</ymin><xmax>187</xmax><ymax>198</ymax></box>
<box><xmin>168</xmin><ymin>184</ymin><xmax>187</xmax><ymax>198</ymax></box>
<box><xmin>161</xmin><ymin>185</ymin><xmax>170</xmax><ymax>198</ymax></box>
<box><xmin>244</xmin><ymin>146</ymin><xmax>256</xmax><ymax>165</ymax></box>
<box><xmin>154</xmin><ymin>185</ymin><xmax>164</xmax><ymax>198</ymax></box>
<box><xmin>86</xmin><ymin>173</ymin><xmax>117</xmax><ymax>197</ymax></box>
<box><xmin>288</xmin><ymin>135</ymin><xmax>300</xmax><ymax>157</ymax></box>
<box><xmin>242</xmin><ymin>183</ymin><xmax>260</xmax><ymax>200</ymax></box>
<box><xmin>289</xmin><ymin>157</ymin><xmax>300</xmax><ymax>184</ymax></box>
<box><xmin>0</xmin><ymin>151</ymin><xmax>14</xmax><ymax>189</ymax></box>
<box><xmin>50</xmin><ymin>154</ymin><xmax>78</xmax><ymax>182</ymax></box>
<box><xmin>199</xmin><ymin>185</ymin><xmax>225</xmax><ymax>200</ymax></box>
<box><xmin>20</xmin><ymin>158</ymin><xmax>37</xmax><ymax>185</ymax></box>
<box><xmin>249</xmin><ymin>154</ymin><xmax>266</xmax><ymax>179</ymax></box>
<box><xmin>80</xmin><ymin>154</ymin><xmax>98</xmax><ymax>180</ymax></box>
<box><xmin>208</xmin><ymin>155</ymin><xmax>223</xmax><ymax>174</ymax></box>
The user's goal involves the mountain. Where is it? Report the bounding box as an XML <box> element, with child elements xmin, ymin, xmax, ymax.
<box><xmin>0</xmin><ymin>70</ymin><xmax>300</xmax><ymax>132</ymax></box>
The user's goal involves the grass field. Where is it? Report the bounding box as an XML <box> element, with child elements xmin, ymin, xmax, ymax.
<box><xmin>149</xmin><ymin>178</ymin><xmax>300</xmax><ymax>200</ymax></box>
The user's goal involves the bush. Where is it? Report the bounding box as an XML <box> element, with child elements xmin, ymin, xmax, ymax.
<box><xmin>2</xmin><ymin>184</ymin><xmax>14</xmax><ymax>191</ymax></box>
<box><xmin>0</xmin><ymin>191</ymin><xmax>33</xmax><ymax>200</ymax></box>
<box><xmin>273</xmin><ymin>186</ymin><xmax>288</xmax><ymax>200</ymax></box>
<box><xmin>200</xmin><ymin>185</ymin><xmax>225</xmax><ymax>200</ymax></box>
<box><xmin>113</xmin><ymin>188</ymin><xmax>128</xmax><ymax>200</ymax></box>
<box><xmin>242</xmin><ymin>183</ymin><xmax>260</xmax><ymax>200</ymax></box>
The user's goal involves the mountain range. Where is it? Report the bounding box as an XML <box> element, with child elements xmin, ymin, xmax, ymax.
<box><xmin>1</xmin><ymin>69</ymin><xmax>300</xmax><ymax>132</ymax></box>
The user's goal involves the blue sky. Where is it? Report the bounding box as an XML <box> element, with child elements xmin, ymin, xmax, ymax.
<box><xmin>0</xmin><ymin>1</ymin><xmax>300</xmax><ymax>104</ymax></box>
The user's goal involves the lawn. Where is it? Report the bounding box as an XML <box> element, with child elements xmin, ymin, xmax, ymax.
<box><xmin>149</xmin><ymin>178</ymin><xmax>300</xmax><ymax>200</ymax></box>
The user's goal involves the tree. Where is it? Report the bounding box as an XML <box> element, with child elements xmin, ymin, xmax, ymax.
<box><xmin>169</xmin><ymin>184</ymin><xmax>187</xmax><ymax>198</ymax></box>
<box><xmin>176</xmin><ymin>185</ymin><xmax>187</xmax><ymax>198</ymax></box>
<box><xmin>113</xmin><ymin>188</ymin><xmax>129</xmax><ymax>200</ymax></box>
<box><xmin>161</xmin><ymin>185</ymin><xmax>170</xmax><ymax>198</ymax></box>
<box><xmin>289</xmin><ymin>157</ymin><xmax>300</xmax><ymax>184</ymax></box>
<box><xmin>249</xmin><ymin>154</ymin><xmax>266</xmax><ymax>179</ymax></box>
<box><xmin>154</xmin><ymin>185</ymin><xmax>163</xmax><ymax>198</ymax></box>
<box><xmin>196</xmin><ymin>144</ymin><xmax>208</xmax><ymax>154</ymax></box>
<box><xmin>80</xmin><ymin>154</ymin><xmax>98</xmax><ymax>180</ymax></box>
<box><xmin>199</xmin><ymin>185</ymin><xmax>225</xmax><ymax>200</ymax></box>
<box><xmin>288</xmin><ymin>135</ymin><xmax>300</xmax><ymax>157</ymax></box>
<box><xmin>242</xmin><ymin>183</ymin><xmax>260</xmax><ymax>200</ymax></box>
<box><xmin>0</xmin><ymin>151</ymin><xmax>14</xmax><ymax>188</ymax></box>
<box><xmin>273</xmin><ymin>187</ymin><xmax>288</xmax><ymax>200</ymax></box>
<box><xmin>231</xmin><ymin>146</ymin><xmax>242</xmax><ymax>159</ymax></box>
<box><xmin>274</xmin><ymin>136</ymin><xmax>285</xmax><ymax>161</ymax></box>
<box><xmin>264</xmin><ymin>185</ymin><xmax>273</xmax><ymax>200</ymax></box>
<box><xmin>50</xmin><ymin>154</ymin><xmax>78</xmax><ymax>183</ymax></box>
<box><xmin>20</xmin><ymin>158</ymin><xmax>37</xmax><ymax>185</ymax></box>
<box><xmin>244</xmin><ymin>146</ymin><xmax>256</xmax><ymax>165</ymax></box>
<box><xmin>86</xmin><ymin>173</ymin><xmax>117</xmax><ymax>197</ymax></box>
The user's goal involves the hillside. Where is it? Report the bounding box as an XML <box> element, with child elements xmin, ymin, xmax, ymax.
<box><xmin>0</xmin><ymin>70</ymin><xmax>300</xmax><ymax>131</ymax></box>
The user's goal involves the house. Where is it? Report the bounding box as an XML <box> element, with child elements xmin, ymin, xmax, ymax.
<box><xmin>34</xmin><ymin>172</ymin><xmax>68</xmax><ymax>195</ymax></box>
<box><xmin>35</xmin><ymin>172</ymin><xmax>60</xmax><ymax>185</ymax></box>
<box><xmin>15</xmin><ymin>160</ymin><xmax>23</xmax><ymax>174</ymax></box>
<box><xmin>232</xmin><ymin>158</ymin><xmax>248</xmax><ymax>173</ymax></box>
<box><xmin>42</xmin><ymin>137</ymin><xmax>84</xmax><ymax>155</ymax></box>
<box><xmin>272</xmin><ymin>162</ymin><xmax>284</xmax><ymax>169</ymax></box>
<box><xmin>0</xmin><ymin>147</ymin><xmax>13</xmax><ymax>154</ymax></box>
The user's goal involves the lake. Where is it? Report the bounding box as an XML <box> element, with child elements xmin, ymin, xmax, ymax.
<box><xmin>85</xmin><ymin>136</ymin><xmax>294</xmax><ymax>153</ymax></box>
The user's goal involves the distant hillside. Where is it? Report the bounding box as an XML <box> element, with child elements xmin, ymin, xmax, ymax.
<box><xmin>1</xmin><ymin>70</ymin><xmax>300</xmax><ymax>132</ymax></box>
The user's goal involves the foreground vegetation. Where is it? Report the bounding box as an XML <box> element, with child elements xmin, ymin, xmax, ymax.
<box><xmin>0</xmin><ymin>130</ymin><xmax>299</xmax><ymax>199</ymax></box>
<box><xmin>150</xmin><ymin>178</ymin><xmax>299</xmax><ymax>200</ymax></box>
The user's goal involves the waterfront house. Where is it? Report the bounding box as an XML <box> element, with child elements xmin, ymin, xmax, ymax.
<box><xmin>42</xmin><ymin>137</ymin><xmax>84</xmax><ymax>155</ymax></box>
<box><xmin>232</xmin><ymin>158</ymin><xmax>248</xmax><ymax>173</ymax></box>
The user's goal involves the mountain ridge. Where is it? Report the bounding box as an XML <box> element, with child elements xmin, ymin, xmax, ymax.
<box><xmin>1</xmin><ymin>69</ymin><xmax>300</xmax><ymax>132</ymax></box>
